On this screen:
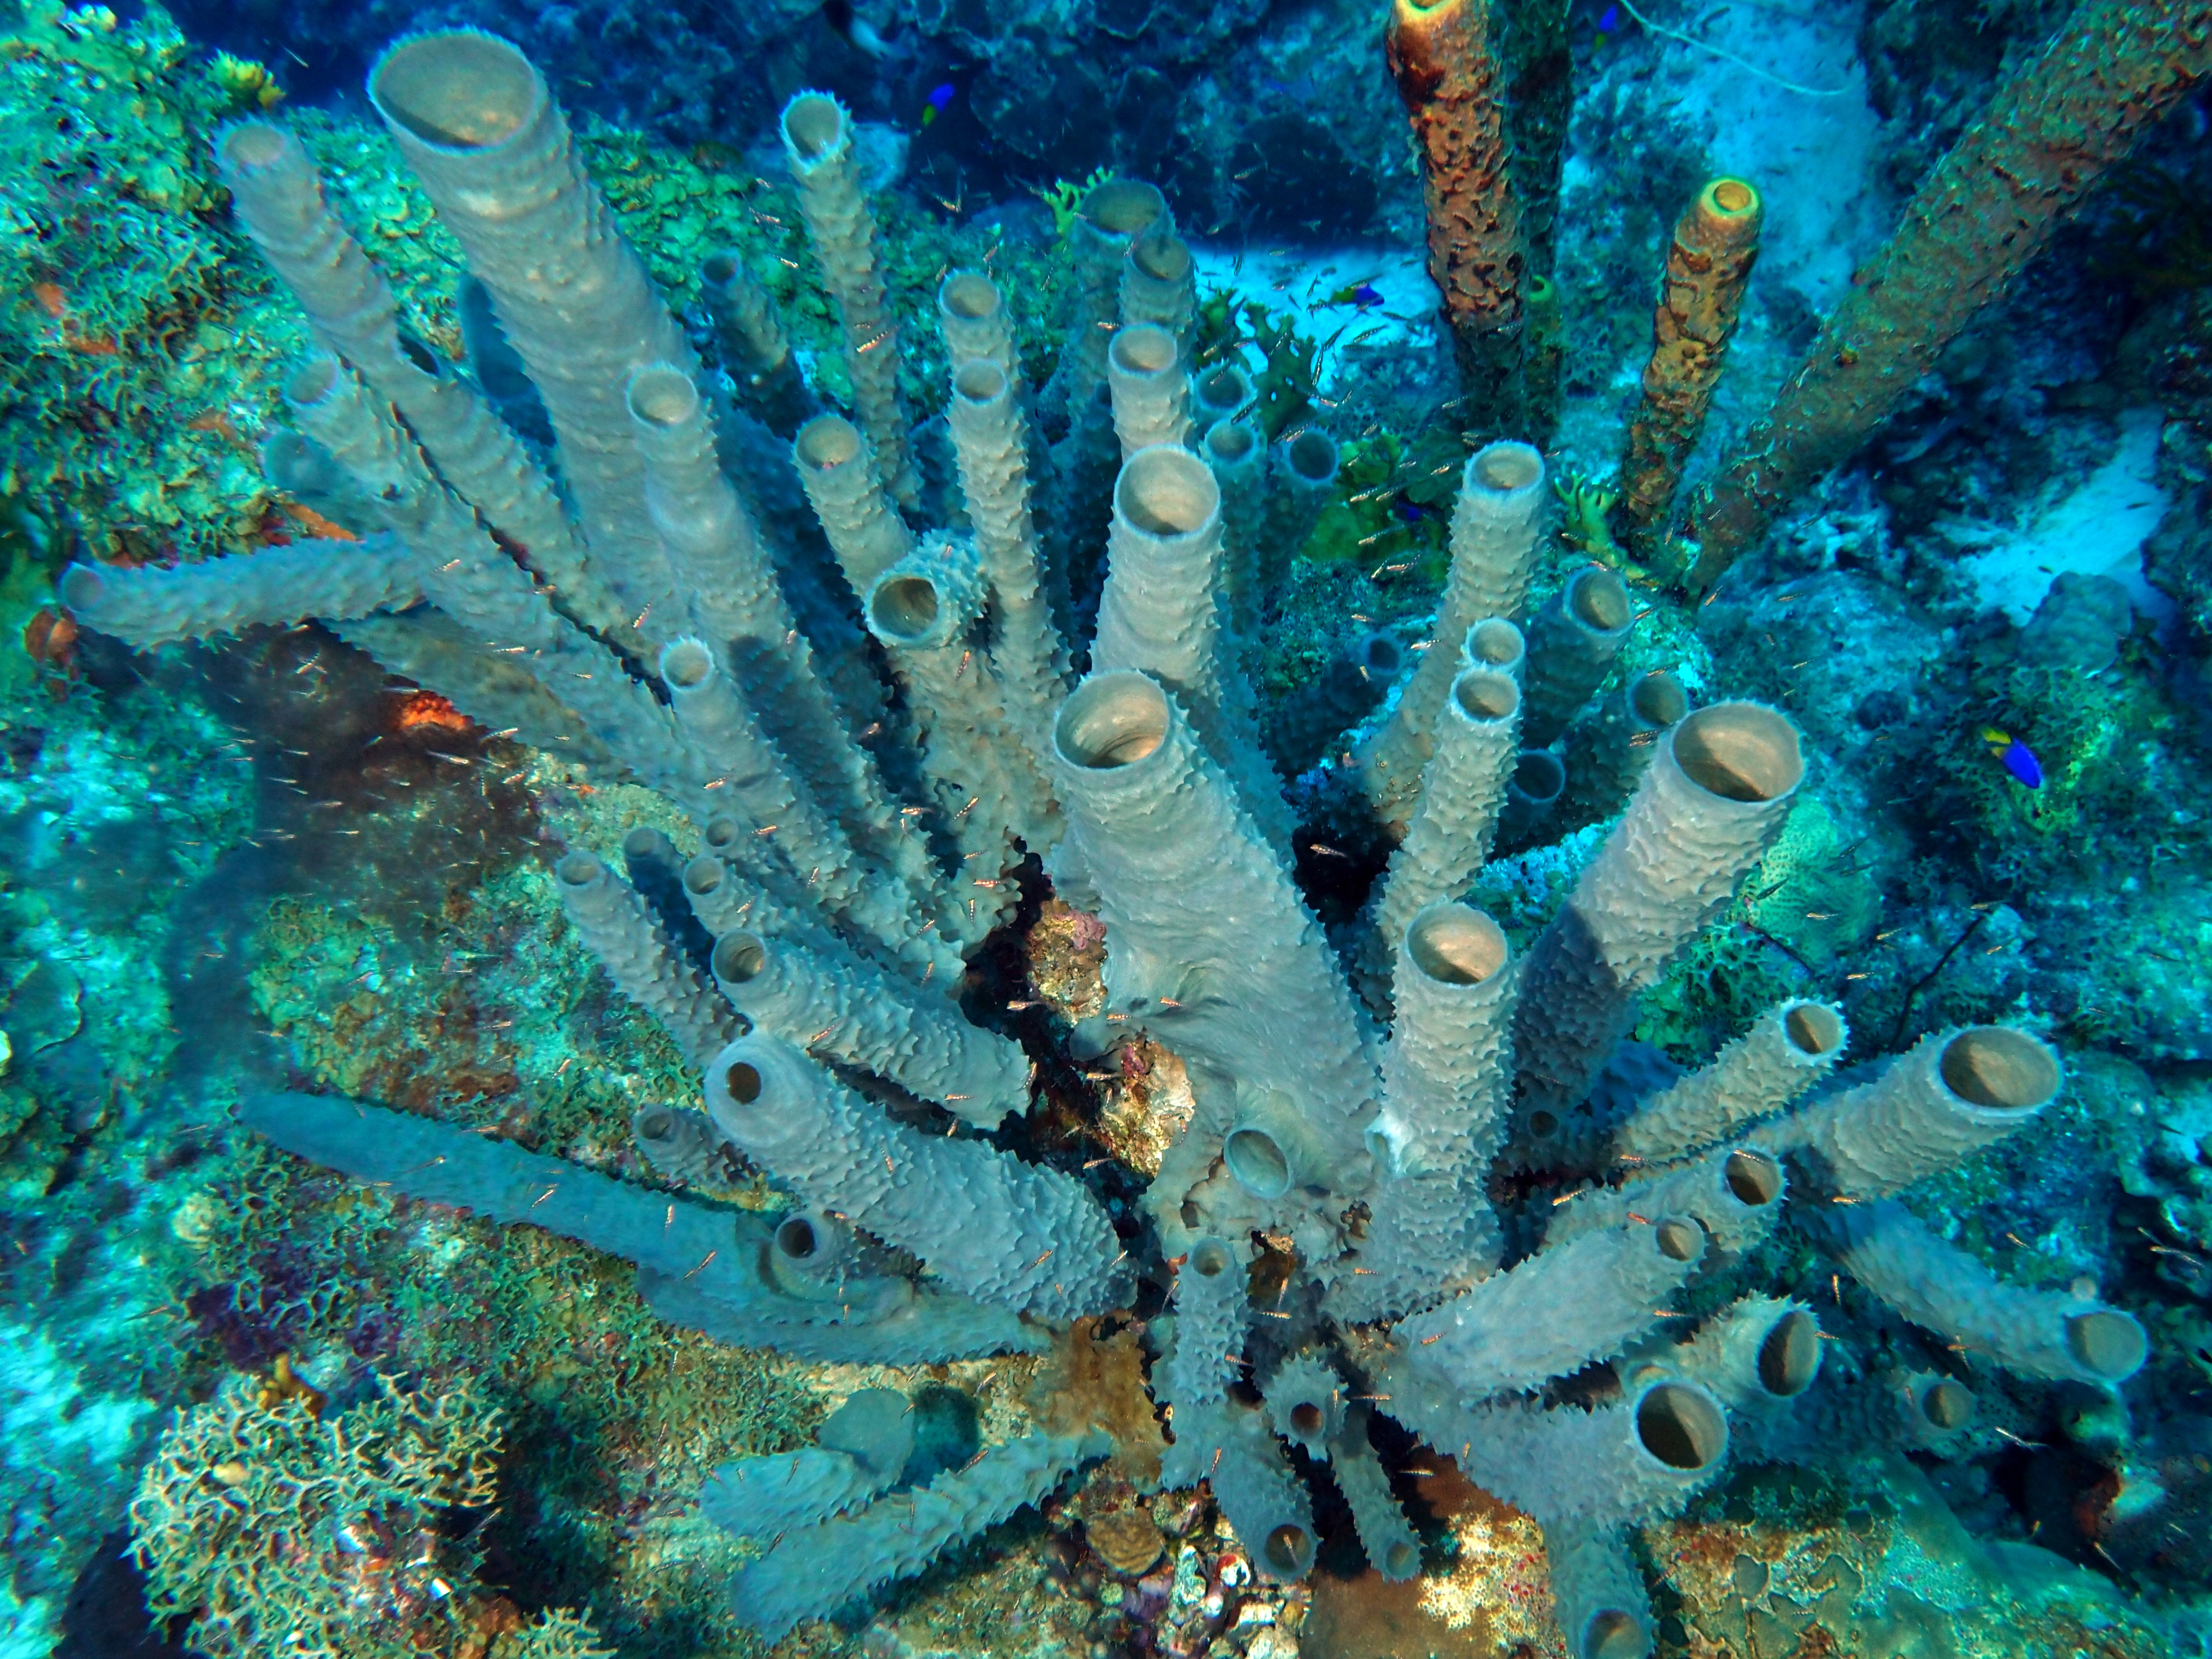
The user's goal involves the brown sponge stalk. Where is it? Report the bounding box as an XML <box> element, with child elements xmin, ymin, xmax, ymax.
<box><xmin>1676</xmin><ymin>0</ymin><xmax>2212</xmax><ymax>592</ymax></box>
<box><xmin>1618</xmin><ymin>178</ymin><xmax>1762</xmax><ymax>556</ymax></box>
<box><xmin>1387</xmin><ymin>0</ymin><xmax>1528</xmax><ymax>432</ymax></box>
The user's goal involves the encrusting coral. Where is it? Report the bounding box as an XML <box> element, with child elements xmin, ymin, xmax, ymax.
<box><xmin>70</xmin><ymin>26</ymin><xmax>2153</xmax><ymax>1658</ymax></box>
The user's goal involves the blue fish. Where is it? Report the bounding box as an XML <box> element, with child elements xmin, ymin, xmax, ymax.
<box><xmin>922</xmin><ymin>81</ymin><xmax>955</xmax><ymax>126</ymax></box>
<box><xmin>1980</xmin><ymin>726</ymin><xmax>2043</xmax><ymax>789</ymax></box>
<box><xmin>1396</xmin><ymin>499</ymin><xmax>1428</xmax><ymax>525</ymax></box>
<box><xmin>1598</xmin><ymin>3</ymin><xmax>1620</xmax><ymax>28</ymax></box>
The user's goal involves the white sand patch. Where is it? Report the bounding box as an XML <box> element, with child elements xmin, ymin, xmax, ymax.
<box><xmin>1958</xmin><ymin>406</ymin><xmax>2174</xmax><ymax>624</ymax></box>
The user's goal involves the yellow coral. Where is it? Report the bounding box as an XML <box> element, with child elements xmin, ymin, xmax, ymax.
<box><xmin>211</xmin><ymin>49</ymin><xmax>282</xmax><ymax>109</ymax></box>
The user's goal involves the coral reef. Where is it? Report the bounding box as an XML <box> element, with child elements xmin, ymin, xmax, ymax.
<box><xmin>52</xmin><ymin>26</ymin><xmax>2184</xmax><ymax>1658</ymax></box>
<box><xmin>6</xmin><ymin>2</ymin><xmax>2211</xmax><ymax>1657</ymax></box>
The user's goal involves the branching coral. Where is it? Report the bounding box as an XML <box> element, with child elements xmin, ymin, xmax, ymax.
<box><xmin>64</xmin><ymin>28</ymin><xmax>2155</xmax><ymax>1659</ymax></box>
<box><xmin>129</xmin><ymin>1371</ymin><xmax>608</xmax><ymax>1659</ymax></box>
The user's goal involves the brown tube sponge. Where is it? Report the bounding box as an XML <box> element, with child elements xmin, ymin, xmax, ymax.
<box><xmin>1386</xmin><ymin>0</ymin><xmax>1528</xmax><ymax>426</ymax></box>
<box><xmin>1617</xmin><ymin>178</ymin><xmax>1762</xmax><ymax>554</ymax></box>
<box><xmin>1678</xmin><ymin>1</ymin><xmax>2212</xmax><ymax>592</ymax></box>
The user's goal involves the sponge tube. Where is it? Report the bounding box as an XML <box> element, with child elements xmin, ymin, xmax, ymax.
<box><xmin>59</xmin><ymin>543</ymin><xmax>420</xmax><ymax>650</ymax></box>
<box><xmin>711</xmin><ymin>928</ymin><xmax>1027</xmax><ymax>1128</ymax></box>
<box><xmin>1261</xmin><ymin>428</ymin><xmax>1340</xmax><ymax>592</ymax></box>
<box><xmin>1470</xmin><ymin>1379</ymin><xmax>1730</xmax><ymax>1528</ymax></box>
<box><xmin>284</xmin><ymin>354</ymin><xmax>699</xmax><ymax>800</ymax></box>
<box><xmin>1161</xmin><ymin>1398</ymin><xmax>1316</xmax><ymax>1581</ymax></box>
<box><xmin>238</xmin><ymin>1091</ymin><xmax>1042</xmax><ymax>1367</ymax></box>
<box><xmin>632</xmin><ymin>1102</ymin><xmax>738</xmax><ymax>1188</ymax></box>
<box><xmin>1331</xmin><ymin>1408</ymin><xmax>1423</xmax><ymax>1582</ymax></box>
<box><xmin>1385</xmin><ymin>0</ymin><xmax>1528</xmax><ymax>422</ymax></box>
<box><xmin>1044</xmin><ymin>179</ymin><xmax>1168</xmax><ymax>421</ymax></box>
<box><xmin>659</xmin><ymin>638</ymin><xmax>955</xmax><ymax>980</ymax></box>
<box><xmin>701</xmin><ymin>1389</ymin><xmax>912</xmax><ymax>1544</ymax></box>
<box><xmin>1545</xmin><ymin>1521</ymin><xmax>1654</xmax><ymax>1659</ymax></box>
<box><xmin>1264</xmin><ymin>628</ymin><xmax>1405</xmax><ymax>777</ymax></box>
<box><xmin>1362</xmin><ymin>442</ymin><xmax>1546</xmax><ymax>830</ymax></box>
<box><xmin>1261</xmin><ymin>1351</ymin><xmax>1345</xmax><ymax>1456</ymax></box>
<box><xmin>1107</xmin><ymin>324</ymin><xmax>1192</xmax><ymax>458</ymax></box>
<box><xmin>1616</xmin><ymin>1001</ymin><xmax>1845</xmax><ymax>1163</ymax></box>
<box><xmin>1779</xmin><ymin>1024</ymin><xmax>2059</xmax><ymax>1195</ymax></box>
<box><xmin>1392</xmin><ymin>1217</ymin><xmax>1707</xmax><ymax>1400</ymax></box>
<box><xmin>781</xmin><ymin>90</ymin><xmax>914</xmax><ymax>507</ymax></box>
<box><xmin>1204</xmin><ymin>419</ymin><xmax>1270</xmax><ymax>642</ymax></box>
<box><xmin>1496</xmin><ymin>749</ymin><xmax>1568</xmax><ymax>848</ymax></box>
<box><xmin>1091</xmin><ymin>447</ymin><xmax>1288</xmax><ymax>844</ymax></box>
<box><xmin>1461</xmin><ymin>615</ymin><xmax>1527</xmax><ymax>680</ymax></box>
<box><xmin>368</xmin><ymin>31</ymin><xmax>686</xmax><ymax>625</ymax></box>
<box><xmin>1190</xmin><ymin>363</ymin><xmax>1257</xmax><ymax>434</ymax></box>
<box><xmin>625</xmin><ymin>364</ymin><xmax>788</xmax><ymax>646</ymax></box>
<box><xmin>1121</xmin><ymin>224</ymin><xmax>1198</xmax><ymax>347</ymax></box>
<box><xmin>1644</xmin><ymin>1294</ymin><xmax>1822</xmax><ymax>1466</ymax></box>
<box><xmin>632</xmin><ymin>371</ymin><xmax>928</xmax><ymax>907</ymax></box>
<box><xmin>681</xmin><ymin>841</ymin><xmax>839</xmax><ymax>956</ymax></box>
<box><xmin>1513</xmin><ymin>702</ymin><xmax>1804</xmax><ymax>1134</ymax></box>
<box><xmin>946</xmin><ymin>357</ymin><xmax>1067</xmax><ymax>753</ymax></box>
<box><xmin>1162</xmin><ymin>1235</ymin><xmax>1251</xmax><ymax>1409</ymax></box>
<box><xmin>1559</xmin><ymin>670</ymin><xmax>1690</xmax><ymax>826</ymax></box>
<box><xmin>215</xmin><ymin>118</ymin><xmax>619</xmax><ymax>646</ymax></box>
<box><xmin>701</xmin><ymin>248</ymin><xmax>814</xmax><ymax>435</ymax></box>
<box><xmin>938</xmin><ymin>269</ymin><xmax>1018</xmax><ymax>379</ymax></box>
<box><xmin>1548</xmin><ymin>1145</ymin><xmax>1787</xmax><ymax>1261</ymax></box>
<box><xmin>731</xmin><ymin>1429</ymin><xmax>1107</xmax><ymax>1641</ymax></box>
<box><xmin>1048</xmin><ymin>672</ymin><xmax>1378</xmax><ymax>1213</ymax></box>
<box><xmin>795</xmin><ymin>413</ymin><xmax>915</xmax><ymax>601</ymax></box>
<box><xmin>704</xmin><ymin>1033</ymin><xmax>1130</xmax><ymax>1319</ymax></box>
<box><xmin>556</xmin><ymin>852</ymin><xmax>738</xmax><ymax>1068</ymax></box>
<box><xmin>1825</xmin><ymin>1199</ymin><xmax>2146</xmax><ymax>1385</ymax></box>
<box><xmin>865</xmin><ymin>536</ymin><xmax>1057</xmax><ymax>912</ymax></box>
<box><xmin>1335</xmin><ymin>904</ymin><xmax>1515</xmax><ymax>1320</ymax></box>
<box><xmin>1520</xmin><ymin>565</ymin><xmax>1636</xmax><ymax>749</ymax></box>
<box><xmin>1365</xmin><ymin>670</ymin><xmax>1523</xmax><ymax>1001</ymax></box>
<box><xmin>1618</xmin><ymin>178</ymin><xmax>1763</xmax><ymax>556</ymax></box>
